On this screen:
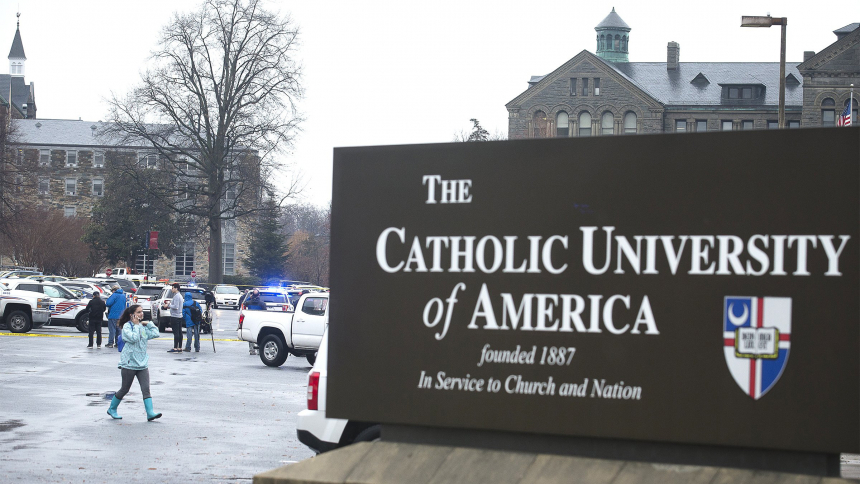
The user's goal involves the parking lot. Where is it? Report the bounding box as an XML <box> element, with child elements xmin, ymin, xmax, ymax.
<box><xmin>0</xmin><ymin>308</ymin><xmax>315</xmax><ymax>483</ymax></box>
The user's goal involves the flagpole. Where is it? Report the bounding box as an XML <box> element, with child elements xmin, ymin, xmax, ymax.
<box><xmin>851</xmin><ymin>84</ymin><xmax>854</xmax><ymax>126</ymax></box>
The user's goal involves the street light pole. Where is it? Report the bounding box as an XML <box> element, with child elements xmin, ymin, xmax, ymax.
<box><xmin>741</xmin><ymin>15</ymin><xmax>788</xmax><ymax>128</ymax></box>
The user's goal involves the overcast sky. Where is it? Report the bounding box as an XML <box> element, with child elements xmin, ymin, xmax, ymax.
<box><xmin>2</xmin><ymin>0</ymin><xmax>857</xmax><ymax>207</ymax></box>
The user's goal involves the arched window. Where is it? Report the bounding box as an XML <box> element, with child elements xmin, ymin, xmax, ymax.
<box><xmin>601</xmin><ymin>112</ymin><xmax>614</xmax><ymax>135</ymax></box>
<box><xmin>533</xmin><ymin>111</ymin><xmax>548</xmax><ymax>138</ymax></box>
<box><xmin>614</xmin><ymin>35</ymin><xmax>620</xmax><ymax>50</ymax></box>
<box><xmin>579</xmin><ymin>112</ymin><xmax>592</xmax><ymax>137</ymax></box>
<box><xmin>556</xmin><ymin>111</ymin><xmax>569</xmax><ymax>137</ymax></box>
<box><xmin>622</xmin><ymin>36</ymin><xmax>628</xmax><ymax>51</ymax></box>
<box><xmin>623</xmin><ymin>112</ymin><xmax>637</xmax><ymax>134</ymax></box>
<box><xmin>822</xmin><ymin>98</ymin><xmax>836</xmax><ymax>127</ymax></box>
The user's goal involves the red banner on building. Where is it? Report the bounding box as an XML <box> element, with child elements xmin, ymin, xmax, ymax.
<box><xmin>149</xmin><ymin>231</ymin><xmax>159</xmax><ymax>250</ymax></box>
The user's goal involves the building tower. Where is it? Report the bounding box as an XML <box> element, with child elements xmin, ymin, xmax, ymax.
<box><xmin>595</xmin><ymin>7</ymin><xmax>630</xmax><ymax>63</ymax></box>
<box><xmin>8</xmin><ymin>12</ymin><xmax>25</xmax><ymax>77</ymax></box>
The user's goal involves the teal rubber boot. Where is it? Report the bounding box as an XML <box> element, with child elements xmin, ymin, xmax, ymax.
<box><xmin>143</xmin><ymin>398</ymin><xmax>162</xmax><ymax>421</ymax></box>
<box><xmin>106</xmin><ymin>396</ymin><xmax>122</xmax><ymax>419</ymax></box>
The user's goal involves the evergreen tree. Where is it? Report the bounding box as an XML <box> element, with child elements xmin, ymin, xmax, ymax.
<box><xmin>244</xmin><ymin>201</ymin><xmax>289</xmax><ymax>282</ymax></box>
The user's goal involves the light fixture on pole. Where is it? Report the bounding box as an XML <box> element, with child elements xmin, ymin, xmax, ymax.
<box><xmin>741</xmin><ymin>15</ymin><xmax>787</xmax><ymax>128</ymax></box>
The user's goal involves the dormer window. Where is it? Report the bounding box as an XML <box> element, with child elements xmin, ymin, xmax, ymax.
<box><xmin>720</xmin><ymin>84</ymin><xmax>764</xmax><ymax>102</ymax></box>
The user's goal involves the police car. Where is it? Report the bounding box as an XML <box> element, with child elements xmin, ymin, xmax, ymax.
<box><xmin>0</xmin><ymin>279</ymin><xmax>108</xmax><ymax>332</ymax></box>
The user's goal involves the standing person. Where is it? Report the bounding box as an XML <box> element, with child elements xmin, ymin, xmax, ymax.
<box><xmin>104</xmin><ymin>283</ymin><xmax>126</xmax><ymax>348</ymax></box>
<box><xmin>182</xmin><ymin>292</ymin><xmax>202</xmax><ymax>352</ymax></box>
<box><xmin>243</xmin><ymin>289</ymin><xmax>262</xmax><ymax>355</ymax></box>
<box><xmin>85</xmin><ymin>292</ymin><xmax>107</xmax><ymax>349</ymax></box>
<box><xmin>106</xmin><ymin>304</ymin><xmax>162</xmax><ymax>421</ymax></box>
<box><xmin>161</xmin><ymin>283</ymin><xmax>184</xmax><ymax>353</ymax></box>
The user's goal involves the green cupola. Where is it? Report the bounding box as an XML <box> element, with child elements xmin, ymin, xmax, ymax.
<box><xmin>595</xmin><ymin>7</ymin><xmax>630</xmax><ymax>63</ymax></box>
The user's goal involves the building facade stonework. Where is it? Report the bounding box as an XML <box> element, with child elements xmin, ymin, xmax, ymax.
<box><xmin>508</xmin><ymin>11</ymin><xmax>859</xmax><ymax>139</ymax></box>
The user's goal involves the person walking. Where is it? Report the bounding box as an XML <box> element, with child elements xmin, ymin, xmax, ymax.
<box><xmin>104</xmin><ymin>283</ymin><xmax>126</xmax><ymax>348</ymax></box>
<box><xmin>182</xmin><ymin>292</ymin><xmax>202</xmax><ymax>352</ymax></box>
<box><xmin>85</xmin><ymin>292</ymin><xmax>107</xmax><ymax>349</ymax></box>
<box><xmin>161</xmin><ymin>283</ymin><xmax>184</xmax><ymax>353</ymax></box>
<box><xmin>106</xmin><ymin>304</ymin><xmax>162</xmax><ymax>421</ymax></box>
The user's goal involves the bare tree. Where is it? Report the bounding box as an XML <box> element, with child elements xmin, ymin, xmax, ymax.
<box><xmin>102</xmin><ymin>0</ymin><xmax>303</xmax><ymax>283</ymax></box>
<box><xmin>453</xmin><ymin>118</ymin><xmax>507</xmax><ymax>142</ymax></box>
<box><xmin>0</xmin><ymin>112</ymin><xmax>35</xmax><ymax>234</ymax></box>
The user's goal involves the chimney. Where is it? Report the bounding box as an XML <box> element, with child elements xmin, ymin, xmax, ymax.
<box><xmin>667</xmin><ymin>42</ymin><xmax>680</xmax><ymax>70</ymax></box>
<box><xmin>804</xmin><ymin>51</ymin><xmax>815</xmax><ymax>61</ymax></box>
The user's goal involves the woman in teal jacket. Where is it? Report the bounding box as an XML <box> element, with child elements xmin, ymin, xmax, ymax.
<box><xmin>106</xmin><ymin>304</ymin><xmax>163</xmax><ymax>421</ymax></box>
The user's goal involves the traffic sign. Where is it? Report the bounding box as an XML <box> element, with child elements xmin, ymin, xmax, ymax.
<box><xmin>191</xmin><ymin>271</ymin><xmax>197</xmax><ymax>278</ymax></box>
<box><xmin>106</xmin><ymin>269</ymin><xmax>112</xmax><ymax>277</ymax></box>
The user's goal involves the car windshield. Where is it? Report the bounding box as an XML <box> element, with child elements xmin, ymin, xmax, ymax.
<box><xmin>260</xmin><ymin>293</ymin><xmax>287</xmax><ymax>303</ymax></box>
<box><xmin>136</xmin><ymin>287</ymin><xmax>163</xmax><ymax>296</ymax></box>
<box><xmin>183</xmin><ymin>290</ymin><xmax>206</xmax><ymax>301</ymax></box>
<box><xmin>215</xmin><ymin>285</ymin><xmax>240</xmax><ymax>294</ymax></box>
<box><xmin>43</xmin><ymin>284</ymin><xmax>76</xmax><ymax>299</ymax></box>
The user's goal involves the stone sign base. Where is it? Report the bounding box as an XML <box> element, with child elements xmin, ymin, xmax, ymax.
<box><xmin>253</xmin><ymin>442</ymin><xmax>856</xmax><ymax>484</ymax></box>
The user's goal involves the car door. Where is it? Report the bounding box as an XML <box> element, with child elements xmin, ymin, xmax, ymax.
<box><xmin>292</xmin><ymin>296</ymin><xmax>328</xmax><ymax>348</ymax></box>
<box><xmin>39</xmin><ymin>284</ymin><xmax>79</xmax><ymax>321</ymax></box>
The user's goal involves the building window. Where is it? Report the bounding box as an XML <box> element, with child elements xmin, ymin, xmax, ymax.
<box><xmin>578</xmin><ymin>112</ymin><xmax>592</xmax><ymax>137</ymax></box>
<box><xmin>695</xmin><ymin>120</ymin><xmax>707</xmax><ymax>132</ymax></box>
<box><xmin>66</xmin><ymin>150</ymin><xmax>77</xmax><ymax>167</ymax></box>
<box><xmin>601</xmin><ymin>112</ymin><xmax>614</xmax><ymax>135</ymax></box>
<box><xmin>15</xmin><ymin>149</ymin><xmax>23</xmax><ymax>165</ymax></box>
<box><xmin>532</xmin><ymin>111</ymin><xmax>548</xmax><ymax>138</ymax></box>
<box><xmin>594</xmin><ymin>78</ymin><xmax>600</xmax><ymax>96</ymax></box>
<box><xmin>623</xmin><ymin>112</ymin><xmax>637</xmax><ymax>134</ymax></box>
<box><xmin>822</xmin><ymin>98</ymin><xmax>836</xmax><ymax>127</ymax></box>
<box><xmin>741</xmin><ymin>120</ymin><xmax>754</xmax><ymax>130</ymax></box>
<box><xmin>38</xmin><ymin>177</ymin><xmax>49</xmax><ymax>195</ymax></box>
<box><xmin>14</xmin><ymin>174</ymin><xmax>23</xmax><ymax>192</ymax></box>
<box><xmin>65</xmin><ymin>178</ymin><xmax>77</xmax><ymax>196</ymax></box>
<box><xmin>139</xmin><ymin>153</ymin><xmax>159</xmax><ymax>169</ymax></box>
<box><xmin>569</xmin><ymin>78</ymin><xmax>576</xmax><ymax>96</ymax></box>
<box><xmin>767</xmin><ymin>120</ymin><xmax>778</xmax><ymax>129</ymax></box>
<box><xmin>721</xmin><ymin>121</ymin><xmax>733</xmax><ymax>131</ymax></box>
<box><xmin>788</xmin><ymin>120</ymin><xmax>800</xmax><ymax>129</ymax></box>
<box><xmin>40</xmin><ymin>149</ymin><xmax>50</xmax><ymax>166</ymax></box>
<box><xmin>614</xmin><ymin>35</ymin><xmax>620</xmax><ymax>50</ymax></box>
<box><xmin>64</xmin><ymin>206</ymin><xmax>76</xmax><ymax>218</ymax></box>
<box><xmin>581</xmin><ymin>78</ymin><xmax>589</xmax><ymax>96</ymax></box>
<box><xmin>556</xmin><ymin>112</ymin><xmax>569</xmax><ymax>137</ymax></box>
<box><xmin>94</xmin><ymin>152</ymin><xmax>104</xmax><ymax>168</ymax></box>
<box><xmin>223</xmin><ymin>243</ymin><xmax>235</xmax><ymax>276</ymax></box>
<box><xmin>675</xmin><ymin>120</ymin><xmax>686</xmax><ymax>132</ymax></box>
<box><xmin>92</xmin><ymin>179</ymin><xmax>104</xmax><ymax>197</ymax></box>
<box><xmin>135</xmin><ymin>252</ymin><xmax>155</xmax><ymax>275</ymax></box>
<box><xmin>175</xmin><ymin>242</ymin><xmax>195</xmax><ymax>277</ymax></box>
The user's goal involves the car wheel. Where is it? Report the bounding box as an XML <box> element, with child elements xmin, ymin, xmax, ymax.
<box><xmin>7</xmin><ymin>310</ymin><xmax>31</xmax><ymax>333</ymax></box>
<box><xmin>353</xmin><ymin>425</ymin><xmax>381</xmax><ymax>444</ymax></box>
<box><xmin>75</xmin><ymin>312</ymin><xmax>90</xmax><ymax>332</ymax></box>
<box><xmin>259</xmin><ymin>334</ymin><xmax>288</xmax><ymax>367</ymax></box>
<box><xmin>306</xmin><ymin>352</ymin><xmax>317</xmax><ymax>366</ymax></box>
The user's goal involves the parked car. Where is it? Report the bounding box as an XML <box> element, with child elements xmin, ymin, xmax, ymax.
<box><xmin>237</xmin><ymin>292</ymin><xmax>327</xmax><ymax>367</ymax></box>
<box><xmin>3</xmin><ymin>270</ymin><xmax>43</xmax><ymax>278</ymax></box>
<box><xmin>27</xmin><ymin>275</ymin><xmax>69</xmax><ymax>282</ymax></box>
<box><xmin>212</xmin><ymin>284</ymin><xmax>241</xmax><ymax>309</ymax></box>
<box><xmin>77</xmin><ymin>277</ymin><xmax>137</xmax><ymax>294</ymax></box>
<box><xmin>0</xmin><ymin>286</ymin><xmax>52</xmax><ymax>333</ymax></box>
<box><xmin>297</xmin><ymin>326</ymin><xmax>380</xmax><ymax>453</ymax></box>
<box><xmin>249</xmin><ymin>290</ymin><xmax>292</xmax><ymax>311</ymax></box>
<box><xmin>61</xmin><ymin>281</ymin><xmax>108</xmax><ymax>299</ymax></box>
<box><xmin>152</xmin><ymin>285</ymin><xmax>207</xmax><ymax>331</ymax></box>
<box><xmin>0</xmin><ymin>279</ymin><xmax>102</xmax><ymax>332</ymax></box>
<box><xmin>95</xmin><ymin>268</ymin><xmax>147</xmax><ymax>284</ymax></box>
<box><xmin>133</xmin><ymin>283</ymin><xmax>166</xmax><ymax>320</ymax></box>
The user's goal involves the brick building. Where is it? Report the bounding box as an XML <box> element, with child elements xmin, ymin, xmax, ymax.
<box><xmin>1</xmin><ymin>21</ymin><xmax>253</xmax><ymax>281</ymax></box>
<box><xmin>507</xmin><ymin>9</ymin><xmax>860</xmax><ymax>138</ymax></box>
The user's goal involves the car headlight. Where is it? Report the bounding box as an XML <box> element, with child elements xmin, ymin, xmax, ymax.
<box><xmin>37</xmin><ymin>297</ymin><xmax>50</xmax><ymax>309</ymax></box>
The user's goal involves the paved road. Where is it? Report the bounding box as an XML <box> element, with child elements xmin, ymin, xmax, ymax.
<box><xmin>0</xmin><ymin>308</ymin><xmax>315</xmax><ymax>483</ymax></box>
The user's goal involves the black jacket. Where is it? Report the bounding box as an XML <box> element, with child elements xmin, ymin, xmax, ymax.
<box><xmin>85</xmin><ymin>297</ymin><xmax>107</xmax><ymax>322</ymax></box>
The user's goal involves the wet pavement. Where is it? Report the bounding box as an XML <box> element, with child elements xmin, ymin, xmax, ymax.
<box><xmin>0</xmin><ymin>309</ymin><xmax>315</xmax><ymax>483</ymax></box>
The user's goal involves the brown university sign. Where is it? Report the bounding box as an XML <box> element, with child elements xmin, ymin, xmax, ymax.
<box><xmin>327</xmin><ymin>127</ymin><xmax>860</xmax><ymax>454</ymax></box>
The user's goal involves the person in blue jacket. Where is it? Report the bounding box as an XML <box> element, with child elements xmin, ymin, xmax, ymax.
<box><xmin>182</xmin><ymin>292</ymin><xmax>201</xmax><ymax>352</ymax></box>
<box><xmin>106</xmin><ymin>304</ymin><xmax>162</xmax><ymax>421</ymax></box>
<box><xmin>104</xmin><ymin>284</ymin><xmax>126</xmax><ymax>348</ymax></box>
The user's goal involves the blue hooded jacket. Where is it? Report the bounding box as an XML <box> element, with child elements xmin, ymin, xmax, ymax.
<box><xmin>182</xmin><ymin>292</ymin><xmax>201</xmax><ymax>327</ymax></box>
<box><xmin>105</xmin><ymin>287</ymin><xmax>126</xmax><ymax>319</ymax></box>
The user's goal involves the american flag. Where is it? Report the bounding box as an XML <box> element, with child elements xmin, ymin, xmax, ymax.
<box><xmin>837</xmin><ymin>103</ymin><xmax>853</xmax><ymax>127</ymax></box>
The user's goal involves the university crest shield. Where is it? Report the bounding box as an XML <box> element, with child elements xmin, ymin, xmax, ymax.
<box><xmin>723</xmin><ymin>297</ymin><xmax>792</xmax><ymax>400</ymax></box>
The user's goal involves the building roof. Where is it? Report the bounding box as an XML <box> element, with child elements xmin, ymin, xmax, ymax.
<box><xmin>8</xmin><ymin>26</ymin><xmax>24</xmax><ymax>59</ymax></box>
<box><xmin>595</xmin><ymin>8</ymin><xmax>630</xmax><ymax>31</ymax></box>
<box><xmin>834</xmin><ymin>23</ymin><xmax>860</xmax><ymax>35</ymax></box>
<box><xmin>604</xmin><ymin>59</ymin><xmax>803</xmax><ymax>107</ymax></box>
<box><xmin>0</xmin><ymin>74</ymin><xmax>29</xmax><ymax>115</ymax></box>
<box><xmin>13</xmin><ymin>119</ymin><xmax>132</xmax><ymax>147</ymax></box>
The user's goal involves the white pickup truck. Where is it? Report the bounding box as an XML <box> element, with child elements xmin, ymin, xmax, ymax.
<box><xmin>237</xmin><ymin>292</ymin><xmax>328</xmax><ymax>367</ymax></box>
<box><xmin>0</xmin><ymin>288</ymin><xmax>52</xmax><ymax>333</ymax></box>
<box><xmin>95</xmin><ymin>268</ymin><xmax>146</xmax><ymax>284</ymax></box>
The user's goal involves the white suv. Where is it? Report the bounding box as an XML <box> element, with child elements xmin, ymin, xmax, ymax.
<box><xmin>212</xmin><ymin>285</ymin><xmax>241</xmax><ymax>309</ymax></box>
<box><xmin>296</xmin><ymin>326</ymin><xmax>380</xmax><ymax>453</ymax></box>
